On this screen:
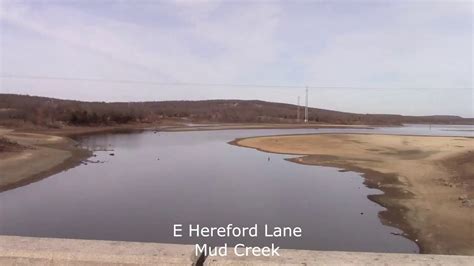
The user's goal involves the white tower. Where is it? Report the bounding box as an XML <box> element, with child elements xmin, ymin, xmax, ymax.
<box><xmin>304</xmin><ymin>87</ymin><xmax>308</xmax><ymax>123</ymax></box>
<box><xmin>297</xmin><ymin>96</ymin><xmax>300</xmax><ymax>123</ymax></box>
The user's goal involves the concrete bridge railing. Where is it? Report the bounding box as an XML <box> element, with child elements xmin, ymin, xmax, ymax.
<box><xmin>1</xmin><ymin>235</ymin><xmax>472</xmax><ymax>265</ymax></box>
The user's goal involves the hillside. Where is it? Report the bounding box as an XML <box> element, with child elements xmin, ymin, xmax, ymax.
<box><xmin>0</xmin><ymin>94</ymin><xmax>472</xmax><ymax>127</ymax></box>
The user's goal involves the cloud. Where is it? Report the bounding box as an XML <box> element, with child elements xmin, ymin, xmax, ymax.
<box><xmin>0</xmin><ymin>1</ymin><xmax>472</xmax><ymax>116</ymax></box>
<box><xmin>295</xmin><ymin>1</ymin><xmax>472</xmax><ymax>116</ymax></box>
<box><xmin>0</xmin><ymin>0</ymin><xmax>282</xmax><ymax>83</ymax></box>
<box><xmin>301</xmin><ymin>2</ymin><xmax>472</xmax><ymax>88</ymax></box>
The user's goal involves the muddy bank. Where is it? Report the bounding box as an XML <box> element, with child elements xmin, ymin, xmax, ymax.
<box><xmin>0</xmin><ymin>122</ymin><xmax>173</xmax><ymax>192</ymax></box>
<box><xmin>232</xmin><ymin>133</ymin><xmax>474</xmax><ymax>255</ymax></box>
<box><xmin>0</xmin><ymin>129</ymin><xmax>91</xmax><ymax>192</ymax></box>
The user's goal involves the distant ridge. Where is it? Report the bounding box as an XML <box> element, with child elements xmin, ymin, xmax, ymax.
<box><xmin>0</xmin><ymin>94</ymin><xmax>472</xmax><ymax>126</ymax></box>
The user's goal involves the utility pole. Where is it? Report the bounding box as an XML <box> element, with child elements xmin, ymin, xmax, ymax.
<box><xmin>297</xmin><ymin>96</ymin><xmax>300</xmax><ymax>123</ymax></box>
<box><xmin>304</xmin><ymin>87</ymin><xmax>308</xmax><ymax>123</ymax></box>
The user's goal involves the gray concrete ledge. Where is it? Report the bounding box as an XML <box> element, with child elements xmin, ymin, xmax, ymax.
<box><xmin>1</xmin><ymin>236</ymin><xmax>473</xmax><ymax>265</ymax></box>
<box><xmin>0</xmin><ymin>235</ymin><xmax>198</xmax><ymax>265</ymax></box>
<box><xmin>205</xmin><ymin>248</ymin><xmax>474</xmax><ymax>265</ymax></box>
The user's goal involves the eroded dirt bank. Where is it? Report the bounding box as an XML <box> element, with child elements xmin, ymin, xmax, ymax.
<box><xmin>0</xmin><ymin>128</ymin><xmax>91</xmax><ymax>192</ymax></box>
<box><xmin>233</xmin><ymin>134</ymin><xmax>474</xmax><ymax>255</ymax></box>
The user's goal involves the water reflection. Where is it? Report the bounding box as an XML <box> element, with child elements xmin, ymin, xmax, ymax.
<box><xmin>2</xmin><ymin>125</ymin><xmax>470</xmax><ymax>253</ymax></box>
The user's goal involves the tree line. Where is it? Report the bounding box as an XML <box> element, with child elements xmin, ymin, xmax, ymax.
<box><xmin>0</xmin><ymin>94</ymin><xmax>472</xmax><ymax>127</ymax></box>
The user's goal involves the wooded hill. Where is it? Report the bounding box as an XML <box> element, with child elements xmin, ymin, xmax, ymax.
<box><xmin>0</xmin><ymin>94</ymin><xmax>472</xmax><ymax>127</ymax></box>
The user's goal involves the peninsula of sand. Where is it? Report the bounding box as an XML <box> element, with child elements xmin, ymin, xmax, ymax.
<box><xmin>233</xmin><ymin>133</ymin><xmax>474</xmax><ymax>255</ymax></box>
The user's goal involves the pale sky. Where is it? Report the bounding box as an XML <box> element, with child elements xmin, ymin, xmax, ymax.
<box><xmin>0</xmin><ymin>0</ymin><xmax>472</xmax><ymax>117</ymax></box>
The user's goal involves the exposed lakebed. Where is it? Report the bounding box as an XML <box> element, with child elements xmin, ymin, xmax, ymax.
<box><xmin>0</xmin><ymin>125</ymin><xmax>472</xmax><ymax>253</ymax></box>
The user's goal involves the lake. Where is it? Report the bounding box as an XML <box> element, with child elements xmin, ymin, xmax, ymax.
<box><xmin>0</xmin><ymin>125</ymin><xmax>472</xmax><ymax>253</ymax></box>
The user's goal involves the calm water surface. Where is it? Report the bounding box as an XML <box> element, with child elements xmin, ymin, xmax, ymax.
<box><xmin>0</xmin><ymin>125</ymin><xmax>472</xmax><ymax>253</ymax></box>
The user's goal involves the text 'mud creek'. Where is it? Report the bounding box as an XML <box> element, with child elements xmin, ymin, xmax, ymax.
<box><xmin>174</xmin><ymin>224</ymin><xmax>303</xmax><ymax>257</ymax></box>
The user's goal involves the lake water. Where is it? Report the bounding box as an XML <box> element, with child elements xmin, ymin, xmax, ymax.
<box><xmin>0</xmin><ymin>125</ymin><xmax>472</xmax><ymax>253</ymax></box>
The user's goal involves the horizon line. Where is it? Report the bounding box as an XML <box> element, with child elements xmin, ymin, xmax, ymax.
<box><xmin>1</xmin><ymin>92</ymin><xmax>472</xmax><ymax>119</ymax></box>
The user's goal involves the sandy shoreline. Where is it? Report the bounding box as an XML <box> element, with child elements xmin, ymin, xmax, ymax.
<box><xmin>233</xmin><ymin>133</ymin><xmax>474</xmax><ymax>255</ymax></box>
